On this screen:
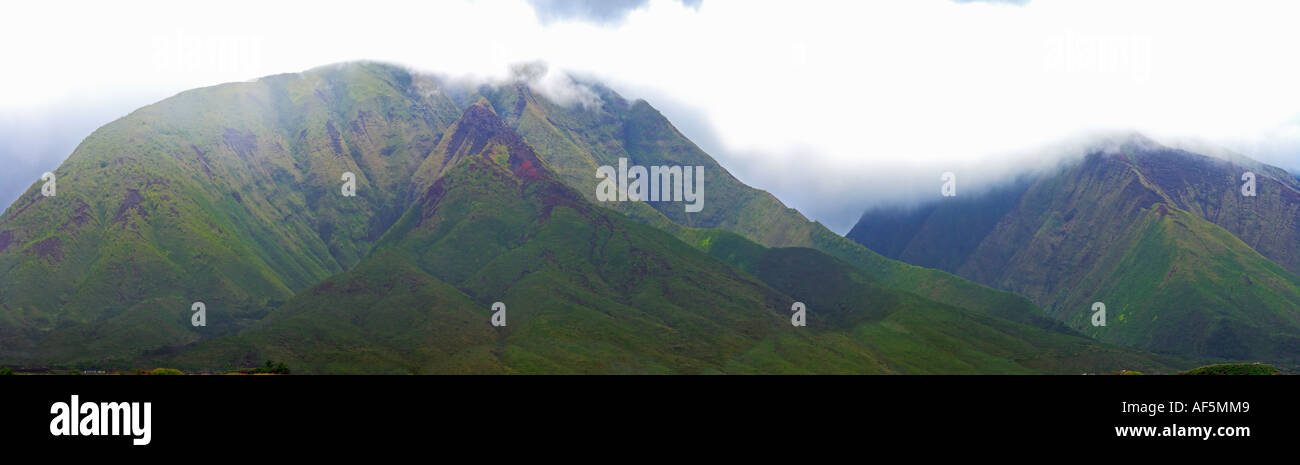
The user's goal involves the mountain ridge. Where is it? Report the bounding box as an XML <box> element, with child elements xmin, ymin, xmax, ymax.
<box><xmin>849</xmin><ymin>137</ymin><xmax>1300</xmax><ymax>366</ymax></box>
<box><xmin>170</xmin><ymin>101</ymin><xmax>1180</xmax><ymax>373</ymax></box>
<box><xmin>0</xmin><ymin>61</ymin><xmax>1179</xmax><ymax>373</ymax></box>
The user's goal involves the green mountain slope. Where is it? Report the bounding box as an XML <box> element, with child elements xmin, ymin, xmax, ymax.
<box><xmin>170</xmin><ymin>102</ymin><xmax>1179</xmax><ymax>374</ymax></box>
<box><xmin>2</xmin><ymin>61</ymin><xmax>1177</xmax><ymax>373</ymax></box>
<box><xmin>443</xmin><ymin>77</ymin><xmax>1060</xmax><ymax>333</ymax></box>
<box><xmin>0</xmin><ymin>63</ymin><xmax>463</xmax><ymax>365</ymax></box>
<box><xmin>849</xmin><ymin>137</ymin><xmax>1300</xmax><ymax>365</ymax></box>
<box><xmin>1131</xmin><ymin>146</ymin><xmax>1300</xmax><ymax>275</ymax></box>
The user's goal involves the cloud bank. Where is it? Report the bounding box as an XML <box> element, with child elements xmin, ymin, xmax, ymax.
<box><xmin>528</xmin><ymin>0</ymin><xmax>702</xmax><ymax>25</ymax></box>
<box><xmin>2</xmin><ymin>0</ymin><xmax>1299</xmax><ymax>233</ymax></box>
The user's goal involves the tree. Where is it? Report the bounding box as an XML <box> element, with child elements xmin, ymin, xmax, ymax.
<box><xmin>255</xmin><ymin>360</ymin><xmax>291</xmax><ymax>374</ymax></box>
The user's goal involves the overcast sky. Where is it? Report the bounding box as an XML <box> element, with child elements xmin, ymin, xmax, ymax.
<box><xmin>2</xmin><ymin>0</ymin><xmax>1298</xmax><ymax>233</ymax></box>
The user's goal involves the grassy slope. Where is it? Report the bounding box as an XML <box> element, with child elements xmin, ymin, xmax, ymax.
<box><xmin>173</xmin><ymin>103</ymin><xmax>1180</xmax><ymax>374</ymax></box>
<box><xmin>1077</xmin><ymin>207</ymin><xmax>1300</xmax><ymax>362</ymax></box>
<box><xmin>447</xmin><ymin>80</ymin><xmax>1062</xmax><ymax>335</ymax></box>
<box><xmin>848</xmin><ymin>143</ymin><xmax>1300</xmax><ymax>366</ymax></box>
<box><xmin>0</xmin><ymin>62</ymin><xmax>1180</xmax><ymax>372</ymax></box>
<box><xmin>175</xmin><ymin>103</ymin><xmax>793</xmax><ymax>373</ymax></box>
<box><xmin>1181</xmin><ymin>363</ymin><xmax>1281</xmax><ymax>375</ymax></box>
<box><xmin>1132</xmin><ymin>148</ymin><xmax>1300</xmax><ymax>276</ymax></box>
<box><xmin>0</xmin><ymin>63</ymin><xmax>463</xmax><ymax>366</ymax></box>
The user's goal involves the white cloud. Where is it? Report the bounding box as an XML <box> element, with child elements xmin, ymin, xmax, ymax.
<box><xmin>2</xmin><ymin>0</ymin><xmax>1299</xmax><ymax>232</ymax></box>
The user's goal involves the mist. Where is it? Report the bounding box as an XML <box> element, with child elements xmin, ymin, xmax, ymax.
<box><xmin>3</xmin><ymin>0</ymin><xmax>1299</xmax><ymax>234</ymax></box>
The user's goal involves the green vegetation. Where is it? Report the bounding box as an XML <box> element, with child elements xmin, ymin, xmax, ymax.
<box><xmin>171</xmin><ymin>101</ymin><xmax>1179</xmax><ymax>374</ymax></box>
<box><xmin>253</xmin><ymin>360</ymin><xmax>290</xmax><ymax>374</ymax></box>
<box><xmin>0</xmin><ymin>62</ymin><xmax>463</xmax><ymax>366</ymax></box>
<box><xmin>466</xmin><ymin>78</ymin><xmax>1068</xmax><ymax>337</ymax></box>
<box><xmin>850</xmin><ymin>142</ymin><xmax>1300</xmax><ymax>367</ymax></box>
<box><xmin>1180</xmin><ymin>363</ymin><xmax>1280</xmax><ymax>375</ymax></box>
<box><xmin>0</xmin><ymin>62</ymin><xmax>1191</xmax><ymax>373</ymax></box>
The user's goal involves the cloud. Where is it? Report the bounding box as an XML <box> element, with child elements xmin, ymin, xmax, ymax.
<box><xmin>2</xmin><ymin>0</ymin><xmax>1300</xmax><ymax>234</ymax></box>
<box><xmin>509</xmin><ymin>61</ymin><xmax>601</xmax><ymax>109</ymax></box>
<box><xmin>527</xmin><ymin>0</ymin><xmax>702</xmax><ymax>25</ymax></box>
<box><xmin>951</xmin><ymin>0</ymin><xmax>1030</xmax><ymax>5</ymax></box>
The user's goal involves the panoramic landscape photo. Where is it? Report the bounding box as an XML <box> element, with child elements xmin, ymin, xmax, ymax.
<box><xmin>1</xmin><ymin>0</ymin><xmax>1298</xmax><ymax>375</ymax></box>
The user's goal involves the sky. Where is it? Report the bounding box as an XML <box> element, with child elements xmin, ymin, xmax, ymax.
<box><xmin>2</xmin><ymin>0</ymin><xmax>1298</xmax><ymax>233</ymax></box>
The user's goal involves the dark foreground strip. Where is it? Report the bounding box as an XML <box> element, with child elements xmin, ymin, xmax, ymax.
<box><xmin>1</xmin><ymin>375</ymin><xmax>1295</xmax><ymax>453</ymax></box>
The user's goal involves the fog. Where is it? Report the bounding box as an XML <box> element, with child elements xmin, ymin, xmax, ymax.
<box><xmin>3</xmin><ymin>0</ymin><xmax>1298</xmax><ymax>233</ymax></box>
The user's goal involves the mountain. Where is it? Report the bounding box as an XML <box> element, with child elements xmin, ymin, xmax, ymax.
<box><xmin>848</xmin><ymin>135</ymin><xmax>1300</xmax><ymax>366</ymax></box>
<box><xmin>0</xmin><ymin>61</ymin><xmax>1177</xmax><ymax>373</ymax></box>
<box><xmin>169</xmin><ymin>102</ymin><xmax>1177</xmax><ymax>374</ymax></box>
<box><xmin>0</xmin><ymin>63</ymin><xmax>463</xmax><ymax>366</ymax></box>
<box><xmin>438</xmin><ymin>76</ymin><xmax>1065</xmax><ymax>334</ymax></box>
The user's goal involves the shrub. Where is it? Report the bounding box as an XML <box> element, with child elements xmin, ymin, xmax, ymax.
<box><xmin>253</xmin><ymin>360</ymin><xmax>291</xmax><ymax>375</ymax></box>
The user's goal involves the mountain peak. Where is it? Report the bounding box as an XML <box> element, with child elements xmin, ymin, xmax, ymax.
<box><xmin>464</xmin><ymin>97</ymin><xmax>498</xmax><ymax>117</ymax></box>
<box><xmin>850</xmin><ymin>132</ymin><xmax>1300</xmax><ymax>363</ymax></box>
<box><xmin>449</xmin><ymin>99</ymin><xmax>545</xmax><ymax>180</ymax></box>
<box><xmin>1084</xmin><ymin>130</ymin><xmax>1163</xmax><ymax>156</ymax></box>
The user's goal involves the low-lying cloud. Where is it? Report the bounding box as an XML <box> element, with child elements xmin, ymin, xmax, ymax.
<box><xmin>2</xmin><ymin>0</ymin><xmax>1298</xmax><ymax>234</ymax></box>
<box><xmin>528</xmin><ymin>0</ymin><xmax>702</xmax><ymax>25</ymax></box>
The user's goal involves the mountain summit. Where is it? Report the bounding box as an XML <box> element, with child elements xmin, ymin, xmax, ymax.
<box><xmin>850</xmin><ymin>137</ymin><xmax>1300</xmax><ymax>365</ymax></box>
<box><xmin>174</xmin><ymin>89</ymin><xmax>1175</xmax><ymax>373</ymax></box>
<box><xmin>0</xmin><ymin>62</ymin><xmax>1177</xmax><ymax>373</ymax></box>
